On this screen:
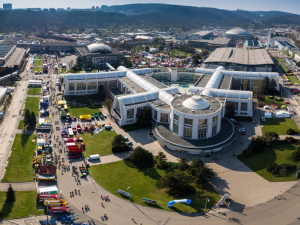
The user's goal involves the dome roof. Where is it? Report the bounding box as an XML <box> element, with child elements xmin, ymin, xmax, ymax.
<box><xmin>225</xmin><ymin>28</ymin><xmax>251</xmax><ymax>36</ymax></box>
<box><xmin>182</xmin><ymin>95</ymin><xmax>210</xmax><ymax>110</ymax></box>
<box><xmin>87</xmin><ymin>43</ymin><xmax>112</xmax><ymax>53</ymax></box>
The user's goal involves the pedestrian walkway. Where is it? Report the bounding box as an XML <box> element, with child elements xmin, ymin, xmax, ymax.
<box><xmin>0</xmin><ymin>182</ymin><xmax>36</xmax><ymax>191</ymax></box>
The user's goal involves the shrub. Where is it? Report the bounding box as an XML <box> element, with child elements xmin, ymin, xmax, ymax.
<box><xmin>285</xmin><ymin>136</ymin><xmax>297</xmax><ymax>143</ymax></box>
<box><xmin>112</xmin><ymin>144</ymin><xmax>131</xmax><ymax>153</ymax></box>
<box><xmin>268</xmin><ymin>96</ymin><xmax>274</xmax><ymax>99</ymax></box>
<box><xmin>130</xmin><ymin>146</ymin><xmax>154</xmax><ymax>168</ymax></box>
<box><xmin>266</xmin><ymin>163</ymin><xmax>279</xmax><ymax>175</ymax></box>
<box><xmin>291</xmin><ymin>150</ymin><xmax>300</xmax><ymax>162</ymax></box>
<box><xmin>287</xmin><ymin>128</ymin><xmax>299</xmax><ymax>135</ymax></box>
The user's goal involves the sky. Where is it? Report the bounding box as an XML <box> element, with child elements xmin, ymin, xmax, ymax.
<box><xmin>5</xmin><ymin>0</ymin><xmax>300</xmax><ymax>14</ymax></box>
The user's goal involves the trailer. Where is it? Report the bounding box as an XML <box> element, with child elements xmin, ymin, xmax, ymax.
<box><xmin>44</xmin><ymin>199</ymin><xmax>66</xmax><ymax>206</ymax></box>
<box><xmin>76</xmin><ymin>124</ymin><xmax>82</xmax><ymax>132</ymax></box>
<box><xmin>37</xmin><ymin>126</ymin><xmax>51</xmax><ymax>131</ymax></box>
<box><xmin>50</xmin><ymin>206</ymin><xmax>70</xmax><ymax>213</ymax></box>
<box><xmin>68</xmin><ymin>149</ymin><xmax>83</xmax><ymax>154</ymax></box>
<box><xmin>68</xmin><ymin>128</ymin><xmax>74</xmax><ymax>137</ymax></box>
<box><xmin>61</xmin><ymin>113</ymin><xmax>70</xmax><ymax>118</ymax></box>
<box><xmin>37</xmin><ymin>193</ymin><xmax>59</xmax><ymax>201</ymax></box>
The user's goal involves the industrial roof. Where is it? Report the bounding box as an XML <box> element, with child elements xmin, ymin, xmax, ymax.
<box><xmin>0</xmin><ymin>44</ymin><xmax>15</xmax><ymax>59</ymax></box>
<box><xmin>4</xmin><ymin>48</ymin><xmax>26</xmax><ymax>68</ymax></box>
<box><xmin>204</xmin><ymin>48</ymin><xmax>274</xmax><ymax>65</ymax></box>
<box><xmin>65</xmin><ymin>71</ymin><xmax>126</xmax><ymax>81</ymax></box>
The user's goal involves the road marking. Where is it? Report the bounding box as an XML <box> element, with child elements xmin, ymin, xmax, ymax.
<box><xmin>211</xmin><ymin>163</ymin><xmax>226</xmax><ymax>176</ymax></box>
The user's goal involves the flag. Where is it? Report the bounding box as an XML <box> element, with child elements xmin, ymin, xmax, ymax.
<box><xmin>197</xmin><ymin>89</ymin><xmax>199</xmax><ymax>92</ymax></box>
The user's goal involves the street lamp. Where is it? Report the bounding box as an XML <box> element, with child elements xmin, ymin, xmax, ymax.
<box><xmin>204</xmin><ymin>198</ymin><xmax>210</xmax><ymax>213</ymax></box>
<box><xmin>127</xmin><ymin>186</ymin><xmax>132</xmax><ymax>201</ymax></box>
<box><xmin>295</xmin><ymin>164</ymin><xmax>300</xmax><ymax>178</ymax></box>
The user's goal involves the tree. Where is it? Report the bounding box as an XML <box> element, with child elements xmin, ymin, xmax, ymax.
<box><xmin>262</xmin><ymin>77</ymin><xmax>270</xmax><ymax>94</ymax></box>
<box><xmin>178</xmin><ymin>157</ymin><xmax>189</xmax><ymax>171</ymax></box>
<box><xmin>6</xmin><ymin>184</ymin><xmax>15</xmax><ymax>202</ymax></box>
<box><xmin>156</xmin><ymin>151</ymin><xmax>168</xmax><ymax>169</ymax></box>
<box><xmin>130</xmin><ymin>146</ymin><xmax>153</xmax><ymax>168</ymax></box>
<box><xmin>242</xmin><ymin>80</ymin><xmax>249</xmax><ymax>91</ymax></box>
<box><xmin>264</xmin><ymin>132</ymin><xmax>279</xmax><ymax>145</ymax></box>
<box><xmin>161</xmin><ymin>171</ymin><xmax>195</xmax><ymax>196</ymax></box>
<box><xmin>291</xmin><ymin>149</ymin><xmax>300</xmax><ymax>162</ymax></box>
<box><xmin>104</xmin><ymin>99</ymin><xmax>113</xmax><ymax>113</ymax></box>
<box><xmin>30</xmin><ymin>112</ymin><xmax>36</xmax><ymax>127</ymax></box>
<box><xmin>24</xmin><ymin>109</ymin><xmax>31</xmax><ymax>127</ymax></box>
<box><xmin>270</xmin><ymin>79</ymin><xmax>277</xmax><ymax>90</ymax></box>
<box><xmin>225</xmin><ymin>102</ymin><xmax>235</xmax><ymax>118</ymax></box>
<box><xmin>123</xmin><ymin>58</ymin><xmax>132</xmax><ymax>68</ymax></box>
<box><xmin>112</xmin><ymin>134</ymin><xmax>126</xmax><ymax>147</ymax></box>
<box><xmin>97</xmin><ymin>84</ymin><xmax>106</xmax><ymax>100</ymax></box>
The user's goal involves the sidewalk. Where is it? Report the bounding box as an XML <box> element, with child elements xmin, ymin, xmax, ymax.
<box><xmin>0</xmin><ymin>182</ymin><xmax>36</xmax><ymax>191</ymax></box>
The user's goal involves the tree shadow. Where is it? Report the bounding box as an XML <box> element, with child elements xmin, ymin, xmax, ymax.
<box><xmin>0</xmin><ymin>200</ymin><xmax>14</xmax><ymax>219</ymax></box>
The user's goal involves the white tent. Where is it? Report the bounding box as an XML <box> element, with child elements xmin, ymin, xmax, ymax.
<box><xmin>38</xmin><ymin>185</ymin><xmax>58</xmax><ymax>194</ymax></box>
<box><xmin>276</xmin><ymin>110</ymin><xmax>290</xmax><ymax>118</ymax></box>
<box><xmin>264</xmin><ymin>105</ymin><xmax>271</xmax><ymax>109</ymax></box>
<box><xmin>265</xmin><ymin>112</ymin><xmax>272</xmax><ymax>118</ymax></box>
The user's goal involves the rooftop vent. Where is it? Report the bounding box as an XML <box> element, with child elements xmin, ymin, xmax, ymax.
<box><xmin>178</xmin><ymin>104</ymin><xmax>181</xmax><ymax>107</ymax></box>
<box><xmin>192</xmin><ymin>110</ymin><xmax>195</xmax><ymax>113</ymax></box>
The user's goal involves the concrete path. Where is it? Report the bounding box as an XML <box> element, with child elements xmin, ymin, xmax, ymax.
<box><xmin>0</xmin><ymin>182</ymin><xmax>36</xmax><ymax>191</ymax></box>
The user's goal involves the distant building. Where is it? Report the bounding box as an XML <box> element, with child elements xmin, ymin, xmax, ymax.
<box><xmin>244</xmin><ymin>39</ymin><xmax>262</xmax><ymax>49</ymax></box>
<box><xmin>0</xmin><ymin>45</ymin><xmax>26</xmax><ymax>75</ymax></box>
<box><xmin>188</xmin><ymin>38</ymin><xmax>231</xmax><ymax>50</ymax></box>
<box><xmin>3</xmin><ymin>3</ymin><xmax>12</xmax><ymax>10</ymax></box>
<box><xmin>76</xmin><ymin>43</ymin><xmax>123</xmax><ymax>69</ymax></box>
<box><xmin>176</xmin><ymin>30</ymin><xmax>213</xmax><ymax>40</ymax></box>
<box><xmin>203</xmin><ymin>47</ymin><xmax>274</xmax><ymax>72</ymax></box>
<box><xmin>224</xmin><ymin>28</ymin><xmax>253</xmax><ymax>39</ymax></box>
<box><xmin>275</xmin><ymin>40</ymin><xmax>299</xmax><ymax>52</ymax></box>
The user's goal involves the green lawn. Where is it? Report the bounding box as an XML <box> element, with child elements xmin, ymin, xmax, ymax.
<box><xmin>0</xmin><ymin>191</ymin><xmax>44</xmax><ymax>219</ymax></box>
<box><xmin>59</xmin><ymin>68</ymin><xmax>66</xmax><ymax>73</ymax></box>
<box><xmin>261</xmin><ymin>118</ymin><xmax>299</xmax><ymax>135</ymax></box>
<box><xmin>28</xmin><ymin>87</ymin><xmax>41</xmax><ymax>95</ymax></box>
<box><xmin>33</xmin><ymin>67</ymin><xmax>42</xmax><ymax>73</ymax></box>
<box><xmin>264</xmin><ymin>96</ymin><xmax>285</xmax><ymax>105</ymax></box>
<box><xmin>3</xmin><ymin>134</ymin><xmax>36</xmax><ymax>182</ymax></box>
<box><xmin>34</xmin><ymin>60</ymin><xmax>42</xmax><ymax>66</ymax></box>
<box><xmin>287</xmin><ymin>75</ymin><xmax>299</xmax><ymax>84</ymax></box>
<box><xmin>276</xmin><ymin>58</ymin><xmax>289</xmax><ymax>73</ymax></box>
<box><xmin>171</xmin><ymin>49</ymin><xmax>193</xmax><ymax>56</ymax></box>
<box><xmin>80</xmin><ymin>130</ymin><xmax>117</xmax><ymax>157</ymax></box>
<box><xmin>18</xmin><ymin>120</ymin><xmax>36</xmax><ymax>130</ymax></box>
<box><xmin>238</xmin><ymin>143</ymin><xmax>299</xmax><ymax>182</ymax></box>
<box><xmin>22</xmin><ymin>97</ymin><xmax>40</xmax><ymax>116</ymax></box>
<box><xmin>68</xmin><ymin>105</ymin><xmax>102</xmax><ymax>117</ymax></box>
<box><xmin>89</xmin><ymin>160</ymin><xmax>220</xmax><ymax>212</ymax></box>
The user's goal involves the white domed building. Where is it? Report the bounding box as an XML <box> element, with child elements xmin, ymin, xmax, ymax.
<box><xmin>224</xmin><ymin>28</ymin><xmax>253</xmax><ymax>39</ymax></box>
<box><xmin>76</xmin><ymin>43</ymin><xmax>123</xmax><ymax>69</ymax></box>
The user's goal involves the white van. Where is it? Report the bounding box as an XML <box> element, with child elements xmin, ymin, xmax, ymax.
<box><xmin>87</xmin><ymin>154</ymin><xmax>100</xmax><ymax>161</ymax></box>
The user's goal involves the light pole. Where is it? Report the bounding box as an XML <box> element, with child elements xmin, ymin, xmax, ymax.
<box><xmin>204</xmin><ymin>198</ymin><xmax>210</xmax><ymax>213</ymax></box>
<box><xmin>127</xmin><ymin>186</ymin><xmax>132</xmax><ymax>201</ymax></box>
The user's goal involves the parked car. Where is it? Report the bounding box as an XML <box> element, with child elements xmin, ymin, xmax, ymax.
<box><xmin>240</xmin><ymin>132</ymin><xmax>246</xmax><ymax>135</ymax></box>
<box><xmin>235</xmin><ymin>121</ymin><xmax>241</xmax><ymax>125</ymax></box>
<box><xmin>239</xmin><ymin>128</ymin><xmax>246</xmax><ymax>133</ymax></box>
<box><xmin>285</xmin><ymin>102</ymin><xmax>290</xmax><ymax>104</ymax></box>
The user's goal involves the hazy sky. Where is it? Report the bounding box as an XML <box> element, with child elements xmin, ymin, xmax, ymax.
<box><xmin>6</xmin><ymin>0</ymin><xmax>300</xmax><ymax>14</ymax></box>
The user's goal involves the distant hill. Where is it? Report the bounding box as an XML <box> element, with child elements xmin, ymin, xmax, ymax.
<box><xmin>0</xmin><ymin>4</ymin><xmax>299</xmax><ymax>33</ymax></box>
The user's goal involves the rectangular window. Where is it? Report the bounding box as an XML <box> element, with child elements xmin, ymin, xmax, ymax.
<box><xmin>241</xmin><ymin>102</ymin><xmax>248</xmax><ymax>111</ymax></box>
<box><xmin>212</xmin><ymin>124</ymin><xmax>218</xmax><ymax>136</ymax></box>
<box><xmin>174</xmin><ymin>114</ymin><xmax>179</xmax><ymax>121</ymax></box>
<box><xmin>137</xmin><ymin>107</ymin><xmax>145</xmax><ymax>115</ymax></box>
<box><xmin>198</xmin><ymin>128</ymin><xmax>207</xmax><ymax>139</ymax></box>
<box><xmin>87</xmin><ymin>82</ymin><xmax>97</xmax><ymax>90</ymax></box>
<box><xmin>213</xmin><ymin>115</ymin><xmax>218</xmax><ymax>122</ymax></box>
<box><xmin>184</xmin><ymin>118</ymin><xmax>193</xmax><ymax>125</ymax></box>
<box><xmin>199</xmin><ymin>119</ymin><xmax>207</xmax><ymax>126</ymax></box>
<box><xmin>183</xmin><ymin>127</ymin><xmax>192</xmax><ymax>139</ymax></box>
<box><xmin>240</xmin><ymin>112</ymin><xmax>247</xmax><ymax>115</ymax></box>
<box><xmin>77</xmin><ymin>82</ymin><xmax>86</xmax><ymax>90</ymax></box>
<box><xmin>154</xmin><ymin>110</ymin><xmax>157</xmax><ymax>120</ymax></box>
<box><xmin>160</xmin><ymin>113</ymin><xmax>168</xmax><ymax>123</ymax></box>
<box><xmin>69</xmin><ymin>83</ymin><xmax>75</xmax><ymax>91</ymax></box>
<box><xmin>127</xmin><ymin>109</ymin><xmax>134</xmax><ymax>119</ymax></box>
<box><xmin>173</xmin><ymin>122</ymin><xmax>178</xmax><ymax>134</ymax></box>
